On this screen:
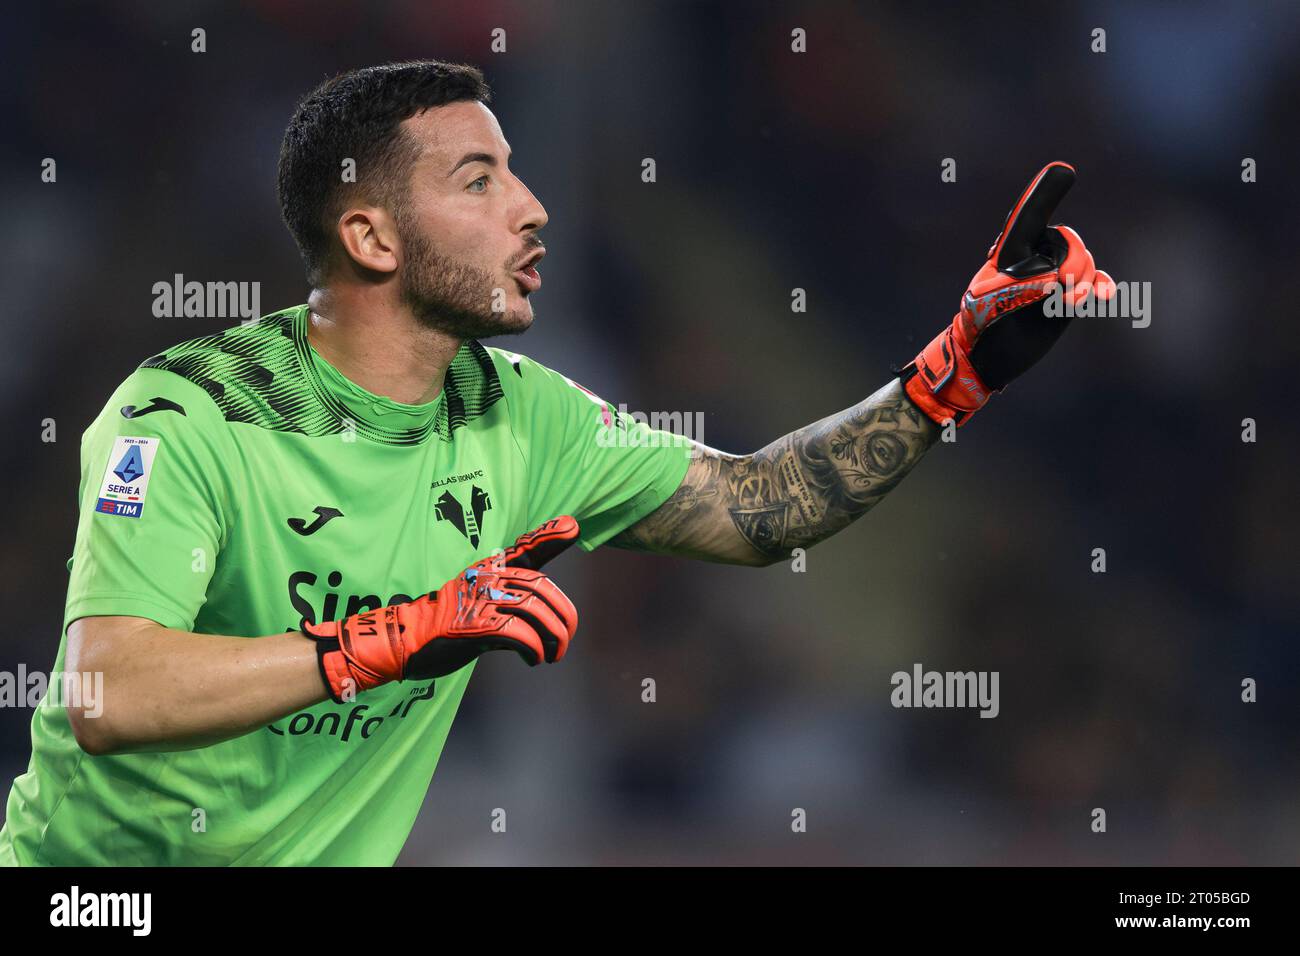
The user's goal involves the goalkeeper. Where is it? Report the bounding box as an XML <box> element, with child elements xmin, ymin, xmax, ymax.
<box><xmin>0</xmin><ymin>61</ymin><xmax>1111</xmax><ymax>865</ymax></box>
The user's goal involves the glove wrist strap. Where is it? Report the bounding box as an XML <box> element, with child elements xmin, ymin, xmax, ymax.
<box><xmin>306</xmin><ymin>634</ymin><xmax>348</xmax><ymax>704</ymax></box>
<box><xmin>900</xmin><ymin>324</ymin><xmax>993</xmax><ymax>428</ymax></box>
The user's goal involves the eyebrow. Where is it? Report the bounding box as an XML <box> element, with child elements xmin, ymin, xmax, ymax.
<box><xmin>448</xmin><ymin>151</ymin><xmax>509</xmax><ymax>177</ymax></box>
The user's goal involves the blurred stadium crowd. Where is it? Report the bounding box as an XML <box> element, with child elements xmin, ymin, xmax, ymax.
<box><xmin>1</xmin><ymin>0</ymin><xmax>1296</xmax><ymax>863</ymax></box>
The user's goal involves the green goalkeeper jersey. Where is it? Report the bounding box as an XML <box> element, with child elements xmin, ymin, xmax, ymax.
<box><xmin>0</xmin><ymin>304</ymin><xmax>690</xmax><ymax>866</ymax></box>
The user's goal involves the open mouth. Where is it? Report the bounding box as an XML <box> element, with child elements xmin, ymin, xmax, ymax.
<box><xmin>512</xmin><ymin>249</ymin><xmax>544</xmax><ymax>293</ymax></box>
<box><xmin>512</xmin><ymin>264</ymin><xmax>541</xmax><ymax>292</ymax></box>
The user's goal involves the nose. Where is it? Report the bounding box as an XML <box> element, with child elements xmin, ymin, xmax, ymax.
<box><xmin>511</xmin><ymin>174</ymin><xmax>548</xmax><ymax>234</ymax></box>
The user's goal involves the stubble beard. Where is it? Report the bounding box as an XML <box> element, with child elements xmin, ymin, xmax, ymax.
<box><xmin>397</xmin><ymin>219</ymin><xmax>533</xmax><ymax>339</ymax></box>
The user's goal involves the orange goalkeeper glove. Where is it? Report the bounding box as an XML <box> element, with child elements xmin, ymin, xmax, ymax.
<box><xmin>303</xmin><ymin>516</ymin><xmax>581</xmax><ymax>702</ymax></box>
<box><xmin>898</xmin><ymin>161</ymin><xmax>1114</xmax><ymax>427</ymax></box>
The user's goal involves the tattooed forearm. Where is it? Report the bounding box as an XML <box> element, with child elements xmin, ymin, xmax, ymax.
<box><xmin>609</xmin><ymin>379</ymin><xmax>939</xmax><ymax>565</ymax></box>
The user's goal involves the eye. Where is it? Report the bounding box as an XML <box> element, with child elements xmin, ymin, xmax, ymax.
<box><xmin>467</xmin><ymin>175</ymin><xmax>489</xmax><ymax>193</ymax></box>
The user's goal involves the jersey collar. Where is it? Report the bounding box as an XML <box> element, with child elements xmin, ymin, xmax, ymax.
<box><xmin>297</xmin><ymin>306</ymin><xmax>446</xmax><ymax>435</ymax></box>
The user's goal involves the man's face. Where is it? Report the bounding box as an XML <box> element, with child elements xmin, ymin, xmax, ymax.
<box><xmin>395</xmin><ymin>100</ymin><xmax>548</xmax><ymax>338</ymax></box>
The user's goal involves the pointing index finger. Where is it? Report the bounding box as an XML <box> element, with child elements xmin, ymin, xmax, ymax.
<box><xmin>993</xmin><ymin>162</ymin><xmax>1076</xmax><ymax>271</ymax></box>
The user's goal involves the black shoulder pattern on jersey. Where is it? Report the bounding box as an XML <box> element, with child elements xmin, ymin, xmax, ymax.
<box><xmin>138</xmin><ymin>307</ymin><xmax>504</xmax><ymax>445</ymax></box>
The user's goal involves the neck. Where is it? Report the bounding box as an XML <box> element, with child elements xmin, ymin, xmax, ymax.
<box><xmin>305</xmin><ymin>286</ymin><xmax>462</xmax><ymax>406</ymax></box>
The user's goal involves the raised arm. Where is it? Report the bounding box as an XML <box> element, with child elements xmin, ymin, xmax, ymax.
<box><xmin>610</xmin><ymin>379</ymin><xmax>936</xmax><ymax>565</ymax></box>
<box><xmin>612</xmin><ymin>162</ymin><xmax>1115</xmax><ymax>566</ymax></box>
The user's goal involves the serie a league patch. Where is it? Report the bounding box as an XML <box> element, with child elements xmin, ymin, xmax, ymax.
<box><xmin>95</xmin><ymin>436</ymin><xmax>160</xmax><ymax>519</ymax></box>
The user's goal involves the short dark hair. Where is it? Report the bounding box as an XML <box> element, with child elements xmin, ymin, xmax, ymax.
<box><xmin>277</xmin><ymin>60</ymin><xmax>491</xmax><ymax>285</ymax></box>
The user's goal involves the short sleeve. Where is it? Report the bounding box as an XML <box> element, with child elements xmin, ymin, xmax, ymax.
<box><xmin>63</xmin><ymin>367</ymin><xmax>234</xmax><ymax>633</ymax></box>
<box><xmin>501</xmin><ymin>352</ymin><xmax>692</xmax><ymax>552</ymax></box>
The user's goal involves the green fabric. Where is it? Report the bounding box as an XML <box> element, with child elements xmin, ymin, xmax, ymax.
<box><xmin>0</xmin><ymin>305</ymin><xmax>690</xmax><ymax>865</ymax></box>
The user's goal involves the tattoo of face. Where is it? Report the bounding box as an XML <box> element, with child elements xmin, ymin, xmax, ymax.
<box><xmin>610</xmin><ymin>380</ymin><xmax>937</xmax><ymax>562</ymax></box>
<box><xmin>735</xmin><ymin>387</ymin><xmax>937</xmax><ymax>557</ymax></box>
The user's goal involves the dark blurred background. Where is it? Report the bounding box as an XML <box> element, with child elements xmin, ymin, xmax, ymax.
<box><xmin>2</xmin><ymin>0</ymin><xmax>1297</xmax><ymax>864</ymax></box>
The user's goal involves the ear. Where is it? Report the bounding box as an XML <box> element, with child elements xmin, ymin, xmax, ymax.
<box><xmin>336</xmin><ymin>205</ymin><xmax>400</xmax><ymax>276</ymax></box>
